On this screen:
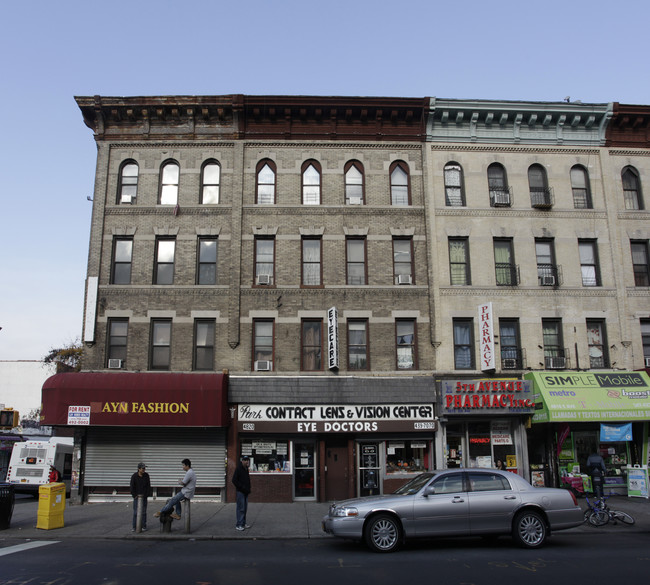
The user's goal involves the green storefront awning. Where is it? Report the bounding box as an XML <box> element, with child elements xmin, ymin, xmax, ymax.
<box><xmin>525</xmin><ymin>371</ymin><xmax>650</xmax><ymax>423</ymax></box>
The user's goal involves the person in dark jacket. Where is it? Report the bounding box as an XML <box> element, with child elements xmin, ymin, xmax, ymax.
<box><xmin>130</xmin><ymin>462</ymin><xmax>151</xmax><ymax>531</ymax></box>
<box><xmin>232</xmin><ymin>456</ymin><xmax>251</xmax><ymax>530</ymax></box>
<box><xmin>587</xmin><ymin>451</ymin><xmax>606</xmax><ymax>498</ymax></box>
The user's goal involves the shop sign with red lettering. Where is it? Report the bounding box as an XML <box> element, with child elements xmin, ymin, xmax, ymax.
<box><xmin>440</xmin><ymin>379</ymin><xmax>535</xmax><ymax>416</ymax></box>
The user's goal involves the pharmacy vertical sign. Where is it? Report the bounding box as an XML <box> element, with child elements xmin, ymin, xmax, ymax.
<box><xmin>479</xmin><ymin>302</ymin><xmax>495</xmax><ymax>371</ymax></box>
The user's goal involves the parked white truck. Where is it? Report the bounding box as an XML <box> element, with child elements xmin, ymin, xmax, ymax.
<box><xmin>6</xmin><ymin>438</ymin><xmax>73</xmax><ymax>495</ymax></box>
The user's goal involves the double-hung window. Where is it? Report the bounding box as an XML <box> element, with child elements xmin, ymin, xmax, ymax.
<box><xmin>587</xmin><ymin>320</ymin><xmax>608</xmax><ymax>369</ymax></box>
<box><xmin>631</xmin><ymin>241</ymin><xmax>650</xmax><ymax>286</ymax></box>
<box><xmin>201</xmin><ymin>160</ymin><xmax>220</xmax><ymax>204</ymax></box>
<box><xmin>571</xmin><ymin>165</ymin><xmax>592</xmax><ymax>209</ymax></box>
<box><xmin>118</xmin><ymin>161</ymin><xmax>138</xmax><ymax>204</ymax></box>
<box><xmin>535</xmin><ymin>239</ymin><xmax>557</xmax><ymax>286</ymax></box>
<box><xmin>390</xmin><ymin>161</ymin><xmax>410</xmax><ymax>206</ymax></box>
<box><xmin>453</xmin><ymin>319</ymin><xmax>474</xmax><ymax>370</ymax></box>
<box><xmin>107</xmin><ymin>319</ymin><xmax>128</xmax><ymax>366</ymax></box>
<box><xmin>256</xmin><ymin>160</ymin><xmax>276</xmax><ymax>204</ymax></box>
<box><xmin>622</xmin><ymin>166</ymin><xmax>643</xmax><ymax>210</ymax></box>
<box><xmin>154</xmin><ymin>238</ymin><xmax>176</xmax><ymax>285</ymax></box>
<box><xmin>345</xmin><ymin>161</ymin><xmax>364</xmax><ymax>204</ymax></box>
<box><xmin>499</xmin><ymin>319</ymin><xmax>522</xmax><ymax>369</ymax></box>
<box><xmin>301</xmin><ymin>319</ymin><xmax>322</xmax><ymax>371</ymax></box>
<box><xmin>494</xmin><ymin>239</ymin><xmax>517</xmax><ymax>286</ymax></box>
<box><xmin>543</xmin><ymin>319</ymin><xmax>566</xmax><ymax>369</ymax></box>
<box><xmin>396</xmin><ymin>319</ymin><xmax>417</xmax><ymax>370</ymax></box>
<box><xmin>111</xmin><ymin>238</ymin><xmax>133</xmax><ymax>285</ymax></box>
<box><xmin>444</xmin><ymin>162</ymin><xmax>465</xmax><ymax>206</ymax></box>
<box><xmin>346</xmin><ymin>238</ymin><xmax>367</xmax><ymax>285</ymax></box>
<box><xmin>255</xmin><ymin>237</ymin><xmax>275</xmax><ymax>285</ymax></box>
<box><xmin>159</xmin><ymin>160</ymin><xmax>180</xmax><ymax>205</ymax></box>
<box><xmin>150</xmin><ymin>319</ymin><xmax>172</xmax><ymax>370</ymax></box>
<box><xmin>488</xmin><ymin>163</ymin><xmax>510</xmax><ymax>206</ymax></box>
<box><xmin>253</xmin><ymin>320</ymin><xmax>274</xmax><ymax>370</ymax></box>
<box><xmin>449</xmin><ymin>238</ymin><xmax>470</xmax><ymax>285</ymax></box>
<box><xmin>302</xmin><ymin>161</ymin><xmax>321</xmax><ymax>205</ymax></box>
<box><xmin>197</xmin><ymin>238</ymin><xmax>218</xmax><ymax>285</ymax></box>
<box><xmin>641</xmin><ymin>320</ymin><xmax>650</xmax><ymax>366</ymax></box>
<box><xmin>302</xmin><ymin>237</ymin><xmax>321</xmax><ymax>286</ymax></box>
<box><xmin>348</xmin><ymin>320</ymin><xmax>369</xmax><ymax>370</ymax></box>
<box><xmin>194</xmin><ymin>319</ymin><xmax>215</xmax><ymax>371</ymax></box>
<box><xmin>579</xmin><ymin>240</ymin><xmax>600</xmax><ymax>286</ymax></box>
<box><xmin>393</xmin><ymin>238</ymin><xmax>413</xmax><ymax>285</ymax></box>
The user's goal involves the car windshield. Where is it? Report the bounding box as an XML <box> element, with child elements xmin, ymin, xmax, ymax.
<box><xmin>393</xmin><ymin>472</ymin><xmax>436</xmax><ymax>495</ymax></box>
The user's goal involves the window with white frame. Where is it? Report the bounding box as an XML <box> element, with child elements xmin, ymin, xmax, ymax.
<box><xmin>302</xmin><ymin>161</ymin><xmax>321</xmax><ymax>205</ymax></box>
<box><xmin>256</xmin><ymin>160</ymin><xmax>276</xmax><ymax>204</ymax></box>
<box><xmin>117</xmin><ymin>161</ymin><xmax>138</xmax><ymax>204</ymax></box>
<box><xmin>345</xmin><ymin>161</ymin><xmax>364</xmax><ymax>204</ymax></box>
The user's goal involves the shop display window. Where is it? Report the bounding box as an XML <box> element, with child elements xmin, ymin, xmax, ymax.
<box><xmin>241</xmin><ymin>439</ymin><xmax>291</xmax><ymax>473</ymax></box>
<box><xmin>385</xmin><ymin>440</ymin><xmax>429</xmax><ymax>474</ymax></box>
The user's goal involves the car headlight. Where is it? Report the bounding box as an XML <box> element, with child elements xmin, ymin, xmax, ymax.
<box><xmin>332</xmin><ymin>506</ymin><xmax>359</xmax><ymax>518</ymax></box>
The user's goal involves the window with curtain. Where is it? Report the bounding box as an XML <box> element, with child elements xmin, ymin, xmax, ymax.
<box><xmin>631</xmin><ymin>241</ymin><xmax>650</xmax><ymax>286</ymax></box>
<box><xmin>453</xmin><ymin>319</ymin><xmax>473</xmax><ymax>370</ymax></box>
<box><xmin>542</xmin><ymin>319</ymin><xmax>563</xmax><ymax>360</ymax></box>
<box><xmin>302</xmin><ymin>161</ymin><xmax>321</xmax><ymax>205</ymax></box>
<box><xmin>393</xmin><ymin>238</ymin><xmax>413</xmax><ymax>284</ymax></box>
<box><xmin>194</xmin><ymin>319</ymin><xmax>215</xmax><ymax>371</ymax></box>
<box><xmin>587</xmin><ymin>320</ymin><xmax>608</xmax><ymax>369</ymax></box>
<box><xmin>390</xmin><ymin>161</ymin><xmax>410</xmax><ymax>206</ymax></box>
<box><xmin>118</xmin><ymin>161</ymin><xmax>138</xmax><ymax>204</ymax></box>
<box><xmin>256</xmin><ymin>160</ymin><xmax>276</xmax><ymax>204</ymax></box>
<box><xmin>201</xmin><ymin>160</ymin><xmax>220</xmax><ymax>204</ymax></box>
<box><xmin>345</xmin><ymin>161</ymin><xmax>364</xmax><ymax>204</ymax></box>
<box><xmin>348</xmin><ymin>320</ymin><xmax>369</xmax><ymax>370</ymax></box>
<box><xmin>159</xmin><ymin>160</ymin><xmax>179</xmax><ymax>205</ymax></box>
<box><xmin>396</xmin><ymin>320</ymin><xmax>416</xmax><ymax>369</ymax></box>
<box><xmin>494</xmin><ymin>239</ymin><xmax>516</xmax><ymax>285</ymax></box>
<box><xmin>570</xmin><ymin>165</ymin><xmax>592</xmax><ymax>209</ymax></box>
<box><xmin>579</xmin><ymin>240</ymin><xmax>600</xmax><ymax>286</ymax></box>
<box><xmin>448</xmin><ymin>238</ymin><xmax>470</xmax><ymax>285</ymax></box>
<box><xmin>346</xmin><ymin>238</ymin><xmax>366</xmax><ymax>285</ymax></box>
<box><xmin>622</xmin><ymin>166</ymin><xmax>643</xmax><ymax>210</ymax></box>
<box><xmin>302</xmin><ymin>320</ymin><xmax>322</xmax><ymax>371</ymax></box>
<box><xmin>444</xmin><ymin>162</ymin><xmax>465</xmax><ymax>206</ymax></box>
<box><xmin>302</xmin><ymin>238</ymin><xmax>321</xmax><ymax>286</ymax></box>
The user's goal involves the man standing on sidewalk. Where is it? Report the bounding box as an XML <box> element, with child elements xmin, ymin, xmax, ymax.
<box><xmin>154</xmin><ymin>459</ymin><xmax>196</xmax><ymax>521</ymax></box>
<box><xmin>232</xmin><ymin>455</ymin><xmax>251</xmax><ymax>530</ymax></box>
<box><xmin>130</xmin><ymin>462</ymin><xmax>151</xmax><ymax>531</ymax></box>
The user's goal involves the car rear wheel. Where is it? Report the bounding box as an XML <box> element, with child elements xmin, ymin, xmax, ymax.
<box><xmin>364</xmin><ymin>514</ymin><xmax>402</xmax><ymax>553</ymax></box>
<box><xmin>512</xmin><ymin>510</ymin><xmax>547</xmax><ymax>549</ymax></box>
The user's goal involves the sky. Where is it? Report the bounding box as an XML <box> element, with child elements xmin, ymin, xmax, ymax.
<box><xmin>1</xmin><ymin>0</ymin><xmax>649</xmax><ymax>361</ymax></box>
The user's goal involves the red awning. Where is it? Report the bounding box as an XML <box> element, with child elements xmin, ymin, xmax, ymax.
<box><xmin>41</xmin><ymin>372</ymin><xmax>229</xmax><ymax>427</ymax></box>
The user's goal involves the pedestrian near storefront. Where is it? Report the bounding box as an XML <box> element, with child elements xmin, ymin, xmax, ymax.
<box><xmin>232</xmin><ymin>455</ymin><xmax>251</xmax><ymax>530</ymax></box>
<box><xmin>587</xmin><ymin>451</ymin><xmax>606</xmax><ymax>498</ymax></box>
<box><xmin>130</xmin><ymin>462</ymin><xmax>151</xmax><ymax>532</ymax></box>
<box><xmin>154</xmin><ymin>459</ymin><xmax>196</xmax><ymax>521</ymax></box>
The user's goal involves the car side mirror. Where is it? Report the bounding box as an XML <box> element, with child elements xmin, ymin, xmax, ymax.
<box><xmin>423</xmin><ymin>486</ymin><xmax>436</xmax><ymax>497</ymax></box>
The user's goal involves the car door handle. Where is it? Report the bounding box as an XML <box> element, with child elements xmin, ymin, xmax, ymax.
<box><xmin>452</xmin><ymin>497</ymin><xmax>465</xmax><ymax>503</ymax></box>
<box><xmin>503</xmin><ymin>495</ymin><xmax>517</xmax><ymax>500</ymax></box>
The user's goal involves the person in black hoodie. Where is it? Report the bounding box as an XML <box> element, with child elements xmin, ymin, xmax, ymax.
<box><xmin>232</xmin><ymin>456</ymin><xmax>251</xmax><ymax>530</ymax></box>
<box><xmin>130</xmin><ymin>462</ymin><xmax>151</xmax><ymax>531</ymax></box>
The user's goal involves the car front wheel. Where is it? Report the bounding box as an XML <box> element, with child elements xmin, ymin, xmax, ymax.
<box><xmin>512</xmin><ymin>510</ymin><xmax>547</xmax><ymax>548</ymax></box>
<box><xmin>364</xmin><ymin>514</ymin><xmax>402</xmax><ymax>553</ymax></box>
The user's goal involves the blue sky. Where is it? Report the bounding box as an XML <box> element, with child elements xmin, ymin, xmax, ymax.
<box><xmin>1</xmin><ymin>0</ymin><xmax>648</xmax><ymax>361</ymax></box>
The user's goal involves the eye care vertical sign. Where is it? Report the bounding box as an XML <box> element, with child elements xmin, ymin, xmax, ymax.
<box><xmin>328</xmin><ymin>306</ymin><xmax>339</xmax><ymax>370</ymax></box>
<box><xmin>479</xmin><ymin>302</ymin><xmax>495</xmax><ymax>371</ymax></box>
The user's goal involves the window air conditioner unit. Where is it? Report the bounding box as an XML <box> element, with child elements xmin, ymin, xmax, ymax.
<box><xmin>348</xmin><ymin>197</ymin><xmax>362</xmax><ymax>205</ymax></box>
<box><xmin>503</xmin><ymin>358</ymin><xmax>518</xmax><ymax>369</ymax></box>
<box><xmin>540</xmin><ymin>275</ymin><xmax>556</xmax><ymax>286</ymax></box>
<box><xmin>492</xmin><ymin>192</ymin><xmax>510</xmax><ymax>206</ymax></box>
<box><xmin>255</xmin><ymin>360</ymin><xmax>272</xmax><ymax>371</ymax></box>
<box><xmin>645</xmin><ymin>357</ymin><xmax>650</xmax><ymax>367</ymax></box>
<box><xmin>120</xmin><ymin>194</ymin><xmax>133</xmax><ymax>204</ymax></box>
<box><xmin>546</xmin><ymin>356</ymin><xmax>566</xmax><ymax>369</ymax></box>
<box><xmin>256</xmin><ymin>275</ymin><xmax>272</xmax><ymax>285</ymax></box>
<box><xmin>108</xmin><ymin>359</ymin><xmax>123</xmax><ymax>369</ymax></box>
<box><xmin>397</xmin><ymin>274</ymin><xmax>412</xmax><ymax>285</ymax></box>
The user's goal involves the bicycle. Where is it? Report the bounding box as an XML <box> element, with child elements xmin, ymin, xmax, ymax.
<box><xmin>584</xmin><ymin>494</ymin><xmax>635</xmax><ymax>526</ymax></box>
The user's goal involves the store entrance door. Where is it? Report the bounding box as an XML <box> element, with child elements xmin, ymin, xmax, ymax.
<box><xmin>325</xmin><ymin>439</ymin><xmax>349</xmax><ymax>501</ymax></box>
<box><xmin>293</xmin><ymin>441</ymin><xmax>316</xmax><ymax>501</ymax></box>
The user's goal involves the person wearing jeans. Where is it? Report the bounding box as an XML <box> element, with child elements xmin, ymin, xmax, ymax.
<box><xmin>232</xmin><ymin>456</ymin><xmax>251</xmax><ymax>530</ymax></box>
<box><xmin>154</xmin><ymin>459</ymin><xmax>196</xmax><ymax>520</ymax></box>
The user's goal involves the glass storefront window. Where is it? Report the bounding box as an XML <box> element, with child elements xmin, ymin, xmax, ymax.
<box><xmin>385</xmin><ymin>440</ymin><xmax>429</xmax><ymax>474</ymax></box>
<box><xmin>446</xmin><ymin>420</ymin><xmax>518</xmax><ymax>471</ymax></box>
<box><xmin>241</xmin><ymin>439</ymin><xmax>291</xmax><ymax>473</ymax></box>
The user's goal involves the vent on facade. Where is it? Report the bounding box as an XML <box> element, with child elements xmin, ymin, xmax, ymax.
<box><xmin>492</xmin><ymin>192</ymin><xmax>511</xmax><ymax>206</ymax></box>
<box><xmin>540</xmin><ymin>275</ymin><xmax>556</xmax><ymax>286</ymax></box>
<box><xmin>645</xmin><ymin>357</ymin><xmax>650</xmax><ymax>367</ymax></box>
<box><xmin>546</xmin><ymin>356</ymin><xmax>566</xmax><ymax>369</ymax></box>
<box><xmin>397</xmin><ymin>274</ymin><xmax>412</xmax><ymax>285</ymax></box>
<box><xmin>348</xmin><ymin>197</ymin><xmax>362</xmax><ymax>205</ymax></box>
<box><xmin>255</xmin><ymin>360</ymin><xmax>272</xmax><ymax>371</ymax></box>
<box><xmin>120</xmin><ymin>195</ymin><xmax>133</xmax><ymax>204</ymax></box>
<box><xmin>108</xmin><ymin>359</ymin><xmax>123</xmax><ymax>369</ymax></box>
<box><xmin>503</xmin><ymin>358</ymin><xmax>518</xmax><ymax>369</ymax></box>
<box><xmin>256</xmin><ymin>275</ymin><xmax>272</xmax><ymax>286</ymax></box>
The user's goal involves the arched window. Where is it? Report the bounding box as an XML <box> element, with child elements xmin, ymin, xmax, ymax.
<box><xmin>488</xmin><ymin>163</ymin><xmax>510</xmax><ymax>206</ymax></box>
<box><xmin>390</xmin><ymin>161</ymin><xmax>410</xmax><ymax>206</ymax></box>
<box><xmin>622</xmin><ymin>166</ymin><xmax>643</xmax><ymax>210</ymax></box>
<box><xmin>256</xmin><ymin>159</ymin><xmax>276</xmax><ymax>204</ymax></box>
<box><xmin>570</xmin><ymin>165</ymin><xmax>592</xmax><ymax>209</ymax></box>
<box><xmin>201</xmin><ymin>160</ymin><xmax>220</xmax><ymax>204</ymax></box>
<box><xmin>118</xmin><ymin>160</ymin><xmax>138</xmax><ymax>204</ymax></box>
<box><xmin>345</xmin><ymin>160</ymin><xmax>364</xmax><ymax>204</ymax></box>
<box><xmin>302</xmin><ymin>160</ymin><xmax>321</xmax><ymax>205</ymax></box>
<box><xmin>528</xmin><ymin>164</ymin><xmax>551</xmax><ymax>207</ymax></box>
<box><xmin>159</xmin><ymin>160</ymin><xmax>179</xmax><ymax>205</ymax></box>
<box><xmin>444</xmin><ymin>162</ymin><xmax>464</xmax><ymax>206</ymax></box>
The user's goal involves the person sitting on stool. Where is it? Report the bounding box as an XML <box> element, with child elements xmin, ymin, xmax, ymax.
<box><xmin>154</xmin><ymin>459</ymin><xmax>196</xmax><ymax>521</ymax></box>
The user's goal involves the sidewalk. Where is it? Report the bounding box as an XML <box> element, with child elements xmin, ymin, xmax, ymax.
<box><xmin>2</xmin><ymin>495</ymin><xmax>648</xmax><ymax>542</ymax></box>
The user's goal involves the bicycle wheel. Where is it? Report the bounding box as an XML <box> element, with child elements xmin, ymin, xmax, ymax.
<box><xmin>588</xmin><ymin>510</ymin><xmax>609</xmax><ymax>526</ymax></box>
<box><xmin>611</xmin><ymin>510</ymin><xmax>635</xmax><ymax>525</ymax></box>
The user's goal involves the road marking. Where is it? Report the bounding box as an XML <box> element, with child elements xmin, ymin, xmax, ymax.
<box><xmin>0</xmin><ymin>541</ymin><xmax>59</xmax><ymax>557</ymax></box>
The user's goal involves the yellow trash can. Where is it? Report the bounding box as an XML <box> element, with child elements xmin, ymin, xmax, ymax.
<box><xmin>37</xmin><ymin>482</ymin><xmax>65</xmax><ymax>530</ymax></box>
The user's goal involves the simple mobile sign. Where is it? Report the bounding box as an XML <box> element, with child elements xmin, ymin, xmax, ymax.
<box><xmin>68</xmin><ymin>405</ymin><xmax>91</xmax><ymax>425</ymax></box>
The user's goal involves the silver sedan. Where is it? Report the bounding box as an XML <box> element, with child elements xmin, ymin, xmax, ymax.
<box><xmin>322</xmin><ymin>468</ymin><xmax>583</xmax><ymax>552</ymax></box>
